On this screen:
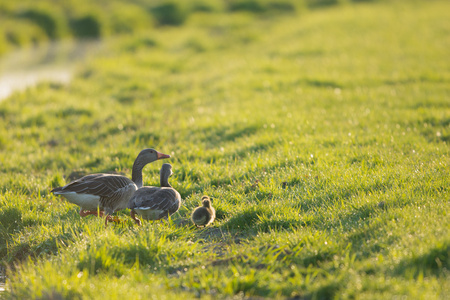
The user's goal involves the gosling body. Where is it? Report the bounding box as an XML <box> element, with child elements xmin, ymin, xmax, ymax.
<box><xmin>191</xmin><ymin>196</ymin><xmax>215</xmax><ymax>227</ymax></box>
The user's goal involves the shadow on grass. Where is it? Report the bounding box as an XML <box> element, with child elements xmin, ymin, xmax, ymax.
<box><xmin>208</xmin><ymin>150</ymin><xmax>300</xmax><ymax>189</ymax></box>
<box><xmin>1</xmin><ymin>208</ymin><xmax>85</xmax><ymax>264</ymax></box>
<box><xmin>0</xmin><ymin>207</ymin><xmax>24</xmax><ymax>259</ymax></box>
<box><xmin>194</xmin><ymin>123</ymin><xmax>261</xmax><ymax>146</ymax></box>
<box><xmin>306</xmin><ymin>0</ymin><xmax>341</xmax><ymax>8</ymax></box>
<box><xmin>228</xmin><ymin>0</ymin><xmax>296</xmax><ymax>14</ymax></box>
<box><xmin>4</xmin><ymin>231</ymin><xmax>77</xmax><ymax>264</ymax></box>
<box><xmin>76</xmin><ymin>241</ymin><xmax>168</xmax><ymax>276</ymax></box>
<box><xmin>55</xmin><ymin>107</ymin><xmax>93</xmax><ymax>118</ymax></box>
<box><xmin>347</xmin><ymin>153</ymin><xmax>386</xmax><ymax>169</ymax></box>
<box><xmin>342</xmin><ymin>215</ymin><xmax>393</xmax><ymax>257</ymax></box>
<box><xmin>174</xmin><ymin>139</ymin><xmax>277</xmax><ymax>196</ymax></box>
<box><xmin>308</xmin><ymin>279</ymin><xmax>342</xmax><ymax>300</ymax></box>
<box><xmin>256</xmin><ymin>218</ymin><xmax>305</xmax><ymax>233</ymax></box>
<box><xmin>392</xmin><ymin>243</ymin><xmax>449</xmax><ymax>278</ymax></box>
<box><xmin>384</xmin><ymin>74</ymin><xmax>449</xmax><ymax>86</ymax></box>
<box><xmin>335</xmin><ymin>203</ymin><xmax>378</xmax><ymax>229</ymax></box>
<box><xmin>416</xmin><ymin>116</ymin><xmax>450</xmax><ymax>143</ymax></box>
<box><xmin>230</xmin><ymin>140</ymin><xmax>277</xmax><ymax>161</ymax></box>
<box><xmin>223</xmin><ymin>207</ymin><xmax>262</xmax><ymax>231</ymax></box>
<box><xmin>304</xmin><ymin>79</ymin><xmax>342</xmax><ymax>89</ymax></box>
<box><xmin>0</xmin><ymin>207</ymin><xmax>23</xmax><ymax>234</ymax></box>
<box><xmin>222</xmin><ymin>206</ymin><xmax>305</xmax><ymax>234</ymax></box>
<box><xmin>298</xmin><ymin>177</ymin><xmax>394</xmax><ymax>214</ymax></box>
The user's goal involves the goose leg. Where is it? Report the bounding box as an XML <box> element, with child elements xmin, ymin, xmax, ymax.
<box><xmin>130</xmin><ymin>210</ymin><xmax>142</xmax><ymax>226</ymax></box>
<box><xmin>105</xmin><ymin>215</ymin><xmax>122</xmax><ymax>226</ymax></box>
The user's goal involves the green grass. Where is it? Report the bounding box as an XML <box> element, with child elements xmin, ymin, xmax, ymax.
<box><xmin>1</xmin><ymin>0</ymin><xmax>449</xmax><ymax>298</ymax></box>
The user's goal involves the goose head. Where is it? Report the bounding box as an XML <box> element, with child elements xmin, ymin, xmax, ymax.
<box><xmin>160</xmin><ymin>163</ymin><xmax>173</xmax><ymax>176</ymax></box>
<box><xmin>132</xmin><ymin>149</ymin><xmax>170</xmax><ymax>188</ymax></box>
<box><xmin>201</xmin><ymin>196</ymin><xmax>211</xmax><ymax>208</ymax></box>
<box><xmin>160</xmin><ymin>163</ymin><xmax>174</xmax><ymax>187</ymax></box>
<box><xmin>137</xmin><ymin>148</ymin><xmax>170</xmax><ymax>164</ymax></box>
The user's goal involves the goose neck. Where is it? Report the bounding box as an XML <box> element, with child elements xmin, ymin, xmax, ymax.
<box><xmin>131</xmin><ymin>160</ymin><xmax>144</xmax><ymax>188</ymax></box>
<box><xmin>160</xmin><ymin>175</ymin><xmax>171</xmax><ymax>188</ymax></box>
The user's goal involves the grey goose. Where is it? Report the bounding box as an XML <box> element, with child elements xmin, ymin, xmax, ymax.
<box><xmin>51</xmin><ymin>148</ymin><xmax>170</xmax><ymax>225</ymax></box>
<box><xmin>128</xmin><ymin>163</ymin><xmax>181</xmax><ymax>225</ymax></box>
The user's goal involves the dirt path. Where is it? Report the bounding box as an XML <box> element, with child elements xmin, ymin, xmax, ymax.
<box><xmin>0</xmin><ymin>40</ymin><xmax>102</xmax><ymax>101</ymax></box>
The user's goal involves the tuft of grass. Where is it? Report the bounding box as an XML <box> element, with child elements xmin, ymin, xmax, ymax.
<box><xmin>150</xmin><ymin>2</ymin><xmax>189</xmax><ymax>26</ymax></box>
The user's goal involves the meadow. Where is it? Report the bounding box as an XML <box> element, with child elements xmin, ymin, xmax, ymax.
<box><xmin>0</xmin><ymin>0</ymin><xmax>449</xmax><ymax>299</ymax></box>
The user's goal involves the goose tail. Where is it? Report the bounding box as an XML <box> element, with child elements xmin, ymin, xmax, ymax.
<box><xmin>51</xmin><ymin>187</ymin><xmax>64</xmax><ymax>194</ymax></box>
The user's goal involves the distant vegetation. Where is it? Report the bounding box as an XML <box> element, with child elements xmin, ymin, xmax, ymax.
<box><xmin>0</xmin><ymin>0</ymin><xmax>381</xmax><ymax>55</ymax></box>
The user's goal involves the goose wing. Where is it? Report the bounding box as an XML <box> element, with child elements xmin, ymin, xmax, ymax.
<box><xmin>128</xmin><ymin>186</ymin><xmax>160</xmax><ymax>209</ymax></box>
<box><xmin>54</xmin><ymin>174</ymin><xmax>135</xmax><ymax>197</ymax></box>
<box><xmin>130</xmin><ymin>187</ymin><xmax>180</xmax><ymax>214</ymax></box>
<box><xmin>191</xmin><ymin>207</ymin><xmax>208</xmax><ymax>225</ymax></box>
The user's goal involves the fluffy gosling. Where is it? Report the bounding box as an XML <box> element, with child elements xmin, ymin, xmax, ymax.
<box><xmin>191</xmin><ymin>196</ymin><xmax>216</xmax><ymax>227</ymax></box>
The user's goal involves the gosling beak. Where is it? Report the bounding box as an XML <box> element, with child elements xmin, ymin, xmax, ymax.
<box><xmin>157</xmin><ymin>151</ymin><xmax>171</xmax><ymax>160</ymax></box>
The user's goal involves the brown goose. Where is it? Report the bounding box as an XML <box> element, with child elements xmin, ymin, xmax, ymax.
<box><xmin>191</xmin><ymin>196</ymin><xmax>216</xmax><ymax>227</ymax></box>
<box><xmin>128</xmin><ymin>163</ymin><xmax>181</xmax><ymax>225</ymax></box>
<box><xmin>51</xmin><ymin>149</ymin><xmax>170</xmax><ymax>225</ymax></box>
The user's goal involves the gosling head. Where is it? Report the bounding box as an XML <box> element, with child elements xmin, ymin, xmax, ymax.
<box><xmin>201</xmin><ymin>196</ymin><xmax>211</xmax><ymax>208</ymax></box>
<box><xmin>160</xmin><ymin>163</ymin><xmax>173</xmax><ymax>177</ymax></box>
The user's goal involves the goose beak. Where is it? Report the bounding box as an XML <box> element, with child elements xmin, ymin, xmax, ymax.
<box><xmin>157</xmin><ymin>151</ymin><xmax>171</xmax><ymax>160</ymax></box>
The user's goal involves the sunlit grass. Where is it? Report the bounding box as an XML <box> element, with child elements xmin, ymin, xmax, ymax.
<box><xmin>1</xmin><ymin>0</ymin><xmax>449</xmax><ymax>298</ymax></box>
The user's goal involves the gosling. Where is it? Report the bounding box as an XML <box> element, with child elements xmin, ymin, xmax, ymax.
<box><xmin>191</xmin><ymin>196</ymin><xmax>215</xmax><ymax>227</ymax></box>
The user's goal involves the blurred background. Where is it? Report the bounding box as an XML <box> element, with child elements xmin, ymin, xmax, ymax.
<box><xmin>0</xmin><ymin>0</ymin><xmax>372</xmax><ymax>54</ymax></box>
<box><xmin>0</xmin><ymin>0</ymin><xmax>384</xmax><ymax>101</ymax></box>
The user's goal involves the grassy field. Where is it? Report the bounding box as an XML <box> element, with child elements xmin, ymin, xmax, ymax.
<box><xmin>1</xmin><ymin>0</ymin><xmax>449</xmax><ymax>299</ymax></box>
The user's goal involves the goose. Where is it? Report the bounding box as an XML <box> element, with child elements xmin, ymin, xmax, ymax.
<box><xmin>128</xmin><ymin>163</ymin><xmax>181</xmax><ymax>225</ymax></box>
<box><xmin>191</xmin><ymin>196</ymin><xmax>215</xmax><ymax>227</ymax></box>
<box><xmin>51</xmin><ymin>148</ymin><xmax>170</xmax><ymax>225</ymax></box>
